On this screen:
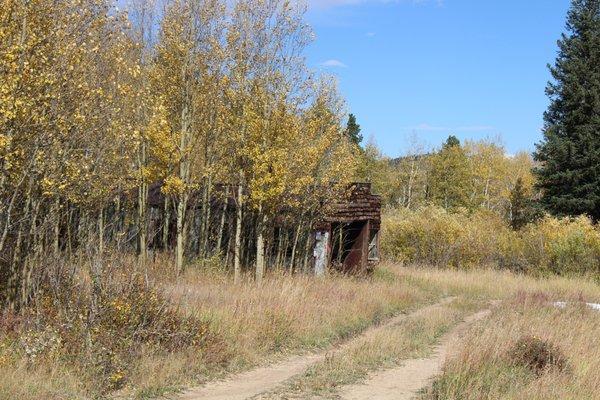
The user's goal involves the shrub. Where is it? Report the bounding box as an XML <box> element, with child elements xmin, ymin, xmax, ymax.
<box><xmin>0</xmin><ymin>255</ymin><xmax>226</xmax><ymax>395</ymax></box>
<box><xmin>520</xmin><ymin>216</ymin><xmax>600</xmax><ymax>276</ymax></box>
<box><xmin>381</xmin><ymin>206</ymin><xmax>509</xmax><ymax>269</ymax></box>
<box><xmin>507</xmin><ymin>335</ymin><xmax>568</xmax><ymax>375</ymax></box>
<box><xmin>381</xmin><ymin>206</ymin><xmax>600</xmax><ymax>276</ymax></box>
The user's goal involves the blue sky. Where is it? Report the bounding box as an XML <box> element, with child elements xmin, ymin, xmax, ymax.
<box><xmin>303</xmin><ymin>0</ymin><xmax>572</xmax><ymax>157</ymax></box>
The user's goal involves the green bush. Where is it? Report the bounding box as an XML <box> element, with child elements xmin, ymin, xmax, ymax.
<box><xmin>381</xmin><ymin>206</ymin><xmax>600</xmax><ymax>276</ymax></box>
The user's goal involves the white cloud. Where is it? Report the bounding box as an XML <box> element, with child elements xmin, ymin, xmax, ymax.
<box><xmin>321</xmin><ymin>59</ymin><xmax>348</xmax><ymax>68</ymax></box>
<box><xmin>401</xmin><ymin>123</ymin><xmax>495</xmax><ymax>132</ymax></box>
<box><xmin>366</xmin><ymin>32</ymin><xmax>376</xmax><ymax>37</ymax></box>
<box><xmin>305</xmin><ymin>0</ymin><xmax>444</xmax><ymax>10</ymax></box>
<box><xmin>455</xmin><ymin>125</ymin><xmax>495</xmax><ymax>132</ymax></box>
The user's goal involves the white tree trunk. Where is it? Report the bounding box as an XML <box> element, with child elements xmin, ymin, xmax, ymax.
<box><xmin>216</xmin><ymin>186</ymin><xmax>228</xmax><ymax>255</ymax></box>
<box><xmin>234</xmin><ymin>181</ymin><xmax>243</xmax><ymax>283</ymax></box>
<box><xmin>138</xmin><ymin>138</ymin><xmax>148</xmax><ymax>267</ymax></box>
<box><xmin>176</xmin><ymin>194</ymin><xmax>187</xmax><ymax>274</ymax></box>
<box><xmin>255</xmin><ymin>206</ymin><xmax>266</xmax><ymax>283</ymax></box>
<box><xmin>290</xmin><ymin>221</ymin><xmax>302</xmax><ymax>272</ymax></box>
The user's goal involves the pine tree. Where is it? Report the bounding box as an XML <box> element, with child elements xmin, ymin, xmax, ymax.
<box><xmin>443</xmin><ymin>135</ymin><xmax>461</xmax><ymax>149</ymax></box>
<box><xmin>534</xmin><ymin>0</ymin><xmax>600</xmax><ymax>221</ymax></box>
<box><xmin>346</xmin><ymin>113</ymin><xmax>363</xmax><ymax>146</ymax></box>
<box><xmin>510</xmin><ymin>178</ymin><xmax>531</xmax><ymax>230</ymax></box>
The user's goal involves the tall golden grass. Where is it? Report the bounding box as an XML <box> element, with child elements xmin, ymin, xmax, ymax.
<box><xmin>146</xmin><ymin>263</ymin><xmax>600</xmax><ymax>399</ymax></box>
<box><xmin>263</xmin><ymin>266</ymin><xmax>600</xmax><ymax>399</ymax></box>
<box><xmin>162</xmin><ymin>265</ymin><xmax>436</xmax><ymax>367</ymax></box>
<box><xmin>401</xmin><ymin>266</ymin><xmax>600</xmax><ymax>399</ymax></box>
<box><xmin>0</xmin><ymin>258</ymin><xmax>437</xmax><ymax>399</ymax></box>
<box><xmin>1</xmin><ymin>259</ymin><xmax>599</xmax><ymax>399</ymax></box>
<box><xmin>423</xmin><ymin>293</ymin><xmax>600</xmax><ymax>399</ymax></box>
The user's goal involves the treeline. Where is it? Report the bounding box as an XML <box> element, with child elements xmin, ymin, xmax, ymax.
<box><xmin>0</xmin><ymin>0</ymin><xmax>359</xmax><ymax>309</ymax></box>
<box><xmin>373</xmin><ymin>136</ymin><xmax>600</xmax><ymax>276</ymax></box>
<box><xmin>376</xmin><ymin>0</ymin><xmax>600</xmax><ymax>276</ymax></box>
<box><xmin>359</xmin><ymin>136</ymin><xmax>538</xmax><ymax>228</ymax></box>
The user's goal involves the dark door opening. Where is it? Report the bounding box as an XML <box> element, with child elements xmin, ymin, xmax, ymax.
<box><xmin>330</xmin><ymin>221</ymin><xmax>369</xmax><ymax>272</ymax></box>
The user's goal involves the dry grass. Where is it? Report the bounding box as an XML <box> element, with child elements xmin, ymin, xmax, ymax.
<box><xmin>400</xmin><ymin>265</ymin><xmax>600</xmax><ymax>302</ymax></box>
<box><xmin>122</xmin><ymin>263</ymin><xmax>446</xmax><ymax>397</ymax></box>
<box><xmin>162</xmin><ymin>265</ymin><xmax>438</xmax><ymax>368</ymax></box>
<box><xmin>0</xmin><ymin>362</ymin><xmax>86</xmax><ymax>400</ymax></box>
<box><xmin>422</xmin><ymin>293</ymin><xmax>600</xmax><ymax>399</ymax></box>
<box><xmin>406</xmin><ymin>266</ymin><xmax>600</xmax><ymax>399</ymax></box>
<box><xmin>262</xmin><ymin>297</ymin><xmax>482</xmax><ymax>399</ymax></box>
<box><xmin>0</xmin><ymin>259</ymin><xmax>440</xmax><ymax>399</ymax></box>
<box><xmin>2</xmin><ymin>261</ymin><xmax>600</xmax><ymax>399</ymax></box>
<box><xmin>259</xmin><ymin>267</ymin><xmax>600</xmax><ymax>400</ymax></box>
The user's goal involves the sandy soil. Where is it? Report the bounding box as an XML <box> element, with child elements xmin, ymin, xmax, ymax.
<box><xmin>174</xmin><ymin>297</ymin><xmax>456</xmax><ymax>400</ymax></box>
<box><xmin>177</xmin><ymin>354</ymin><xmax>324</xmax><ymax>400</ymax></box>
<box><xmin>338</xmin><ymin>308</ymin><xmax>493</xmax><ymax>400</ymax></box>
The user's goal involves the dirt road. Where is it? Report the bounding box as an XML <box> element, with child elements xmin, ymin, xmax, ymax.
<box><xmin>338</xmin><ymin>308</ymin><xmax>493</xmax><ymax>400</ymax></box>
<box><xmin>175</xmin><ymin>297</ymin><xmax>456</xmax><ymax>400</ymax></box>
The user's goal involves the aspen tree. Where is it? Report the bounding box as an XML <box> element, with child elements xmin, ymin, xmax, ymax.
<box><xmin>465</xmin><ymin>139</ymin><xmax>511</xmax><ymax>211</ymax></box>
<box><xmin>226</xmin><ymin>0</ymin><xmax>313</xmax><ymax>282</ymax></box>
<box><xmin>0</xmin><ymin>0</ymin><xmax>364</xmax><ymax>296</ymax></box>
<box><xmin>0</xmin><ymin>0</ymin><xmax>139</xmax><ymax>307</ymax></box>
<box><xmin>154</xmin><ymin>0</ymin><xmax>226</xmax><ymax>273</ymax></box>
<box><xmin>128</xmin><ymin>0</ymin><xmax>157</xmax><ymax>268</ymax></box>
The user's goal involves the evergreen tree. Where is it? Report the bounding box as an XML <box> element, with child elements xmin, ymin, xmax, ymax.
<box><xmin>509</xmin><ymin>177</ymin><xmax>541</xmax><ymax>230</ymax></box>
<box><xmin>346</xmin><ymin>113</ymin><xmax>363</xmax><ymax>146</ymax></box>
<box><xmin>534</xmin><ymin>0</ymin><xmax>600</xmax><ymax>221</ymax></box>
<box><xmin>443</xmin><ymin>135</ymin><xmax>461</xmax><ymax>149</ymax></box>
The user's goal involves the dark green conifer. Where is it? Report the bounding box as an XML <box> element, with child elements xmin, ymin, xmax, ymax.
<box><xmin>509</xmin><ymin>178</ymin><xmax>542</xmax><ymax>230</ymax></box>
<box><xmin>534</xmin><ymin>0</ymin><xmax>600</xmax><ymax>221</ymax></box>
<box><xmin>346</xmin><ymin>113</ymin><xmax>363</xmax><ymax>146</ymax></box>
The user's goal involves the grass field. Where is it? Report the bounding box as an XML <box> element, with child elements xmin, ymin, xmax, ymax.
<box><xmin>421</xmin><ymin>294</ymin><xmax>600</xmax><ymax>400</ymax></box>
<box><xmin>1</xmin><ymin>262</ymin><xmax>599</xmax><ymax>399</ymax></box>
<box><xmin>258</xmin><ymin>266</ymin><xmax>600</xmax><ymax>400</ymax></box>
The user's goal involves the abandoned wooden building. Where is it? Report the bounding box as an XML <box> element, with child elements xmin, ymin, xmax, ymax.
<box><xmin>314</xmin><ymin>183</ymin><xmax>381</xmax><ymax>275</ymax></box>
<box><xmin>135</xmin><ymin>181</ymin><xmax>381</xmax><ymax>275</ymax></box>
